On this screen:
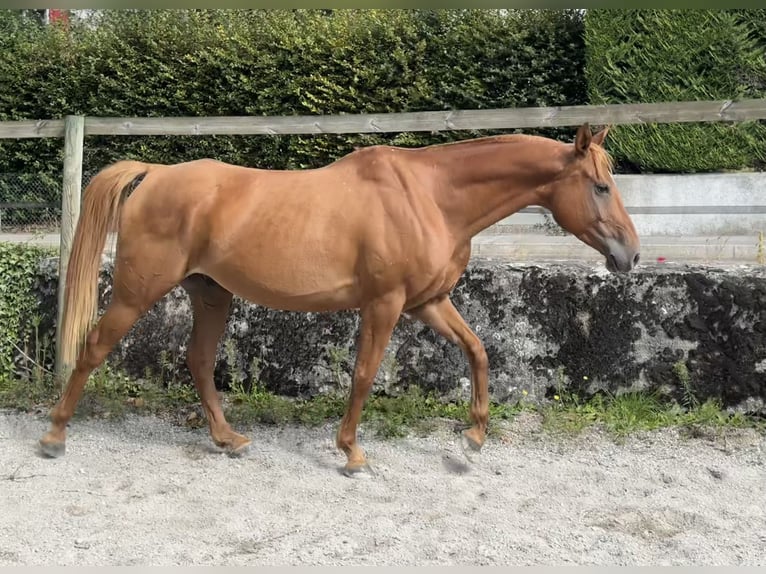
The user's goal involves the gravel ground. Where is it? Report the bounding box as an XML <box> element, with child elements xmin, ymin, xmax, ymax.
<box><xmin>0</xmin><ymin>410</ymin><xmax>764</xmax><ymax>566</ymax></box>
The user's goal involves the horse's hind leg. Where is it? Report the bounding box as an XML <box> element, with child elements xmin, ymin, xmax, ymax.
<box><xmin>39</xmin><ymin>299</ymin><xmax>159</xmax><ymax>457</ymax></box>
<box><xmin>182</xmin><ymin>275</ymin><xmax>250</xmax><ymax>455</ymax></box>
<box><xmin>39</xmin><ymin>259</ymin><xmax>183</xmax><ymax>458</ymax></box>
<box><xmin>410</xmin><ymin>294</ymin><xmax>489</xmax><ymax>461</ymax></box>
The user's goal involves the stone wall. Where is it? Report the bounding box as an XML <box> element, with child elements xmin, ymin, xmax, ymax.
<box><xmin>34</xmin><ymin>258</ymin><xmax>766</xmax><ymax>414</ymax></box>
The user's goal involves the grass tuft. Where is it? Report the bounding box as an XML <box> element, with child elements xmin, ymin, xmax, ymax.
<box><xmin>1</xmin><ymin>367</ymin><xmax>763</xmax><ymax>441</ymax></box>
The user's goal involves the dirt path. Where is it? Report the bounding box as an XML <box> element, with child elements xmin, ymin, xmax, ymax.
<box><xmin>0</xmin><ymin>410</ymin><xmax>764</xmax><ymax>566</ymax></box>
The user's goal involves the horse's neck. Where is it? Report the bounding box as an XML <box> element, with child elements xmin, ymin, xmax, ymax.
<box><xmin>427</xmin><ymin>137</ymin><xmax>565</xmax><ymax>241</ymax></box>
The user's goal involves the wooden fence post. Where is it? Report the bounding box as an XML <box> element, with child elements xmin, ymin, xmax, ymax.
<box><xmin>54</xmin><ymin>115</ymin><xmax>85</xmax><ymax>384</ymax></box>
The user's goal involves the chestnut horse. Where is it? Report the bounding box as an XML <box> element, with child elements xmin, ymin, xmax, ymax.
<box><xmin>39</xmin><ymin>123</ymin><xmax>639</xmax><ymax>475</ymax></box>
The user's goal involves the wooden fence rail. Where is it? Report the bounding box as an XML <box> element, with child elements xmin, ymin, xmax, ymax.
<box><xmin>0</xmin><ymin>97</ymin><xmax>765</xmax><ymax>380</ymax></box>
<box><xmin>3</xmin><ymin>98</ymin><xmax>766</xmax><ymax>139</ymax></box>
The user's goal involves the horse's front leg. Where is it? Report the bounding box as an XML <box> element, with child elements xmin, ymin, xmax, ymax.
<box><xmin>336</xmin><ymin>291</ymin><xmax>405</xmax><ymax>476</ymax></box>
<box><xmin>410</xmin><ymin>294</ymin><xmax>489</xmax><ymax>460</ymax></box>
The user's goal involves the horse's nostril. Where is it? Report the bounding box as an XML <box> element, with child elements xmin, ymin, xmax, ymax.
<box><xmin>633</xmin><ymin>253</ymin><xmax>641</xmax><ymax>266</ymax></box>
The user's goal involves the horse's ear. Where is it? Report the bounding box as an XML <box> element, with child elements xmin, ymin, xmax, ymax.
<box><xmin>575</xmin><ymin>123</ymin><xmax>592</xmax><ymax>156</ymax></box>
<box><xmin>592</xmin><ymin>125</ymin><xmax>611</xmax><ymax>147</ymax></box>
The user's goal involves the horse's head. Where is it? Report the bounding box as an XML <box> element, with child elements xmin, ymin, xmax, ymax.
<box><xmin>544</xmin><ymin>123</ymin><xmax>640</xmax><ymax>273</ymax></box>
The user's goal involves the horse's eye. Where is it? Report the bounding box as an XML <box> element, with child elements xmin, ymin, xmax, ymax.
<box><xmin>594</xmin><ymin>183</ymin><xmax>610</xmax><ymax>195</ymax></box>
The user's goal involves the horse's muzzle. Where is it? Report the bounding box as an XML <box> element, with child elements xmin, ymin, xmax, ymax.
<box><xmin>605</xmin><ymin>238</ymin><xmax>641</xmax><ymax>273</ymax></box>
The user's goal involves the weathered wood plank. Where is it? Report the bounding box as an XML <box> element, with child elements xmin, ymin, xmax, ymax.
<box><xmin>55</xmin><ymin>115</ymin><xmax>84</xmax><ymax>383</ymax></box>
<box><xmin>0</xmin><ymin>119</ymin><xmax>66</xmax><ymax>139</ymax></box>
<box><xmin>82</xmin><ymin>98</ymin><xmax>766</xmax><ymax>136</ymax></box>
<box><xmin>1</xmin><ymin>99</ymin><xmax>765</xmax><ymax>139</ymax></box>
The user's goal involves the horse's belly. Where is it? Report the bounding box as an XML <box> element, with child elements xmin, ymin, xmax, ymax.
<box><xmin>227</xmin><ymin>279</ymin><xmax>360</xmax><ymax>312</ymax></box>
<box><xmin>199</xmin><ymin>249</ymin><xmax>361</xmax><ymax>312</ymax></box>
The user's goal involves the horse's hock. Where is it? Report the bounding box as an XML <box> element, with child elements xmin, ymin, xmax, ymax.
<box><xmin>39</xmin><ymin>258</ymin><xmax>766</xmax><ymax>415</ymax></box>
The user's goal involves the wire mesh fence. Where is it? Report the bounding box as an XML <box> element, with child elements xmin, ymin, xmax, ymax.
<box><xmin>0</xmin><ymin>169</ymin><xmax>103</xmax><ymax>234</ymax></box>
<box><xmin>0</xmin><ymin>173</ymin><xmax>62</xmax><ymax>233</ymax></box>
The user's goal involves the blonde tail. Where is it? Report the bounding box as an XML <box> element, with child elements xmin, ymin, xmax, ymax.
<box><xmin>58</xmin><ymin>160</ymin><xmax>158</xmax><ymax>374</ymax></box>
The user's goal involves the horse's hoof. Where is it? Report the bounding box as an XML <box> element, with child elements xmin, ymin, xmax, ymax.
<box><xmin>39</xmin><ymin>438</ymin><xmax>65</xmax><ymax>458</ymax></box>
<box><xmin>460</xmin><ymin>430</ymin><xmax>483</xmax><ymax>463</ymax></box>
<box><xmin>224</xmin><ymin>438</ymin><xmax>252</xmax><ymax>458</ymax></box>
<box><xmin>341</xmin><ymin>461</ymin><xmax>375</xmax><ymax>479</ymax></box>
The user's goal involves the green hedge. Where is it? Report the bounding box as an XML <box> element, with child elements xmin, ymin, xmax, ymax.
<box><xmin>3</xmin><ymin>9</ymin><xmax>764</xmax><ymax>183</ymax></box>
<box><xmin>585</xmin><ymin>9</ymin><xmax>766</xmax><ymax>173</ymax></box>
<box><xmin>0</xmin><ymin>8</ymin><xmax>586</xmax><ymax>203</ymax></box>
<box><xmin>0</xmin><ymin>243</ymin><xmax>55</xmax><ymax>383</ymax></box>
